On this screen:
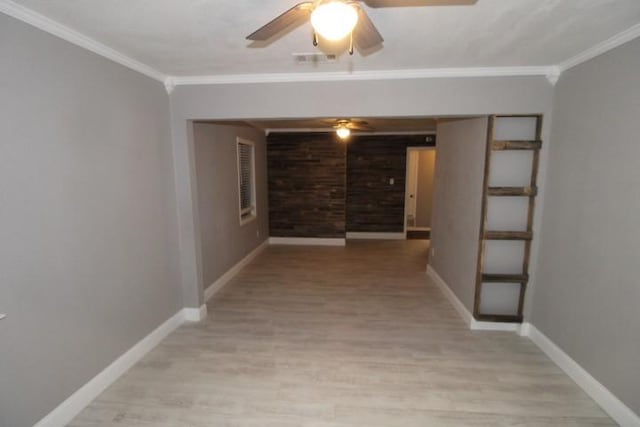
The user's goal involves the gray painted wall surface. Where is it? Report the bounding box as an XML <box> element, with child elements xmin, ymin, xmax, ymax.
<box><xmin>429</xmin><ymin>118</ymin><xmax>488</xmax><ymax>312</ymax></box>
<box><xmin>170</xmin><ymin>76</ymin><xmax>554</xmax><ymax>308</ymax></box>
<box><xmin>193</xmin><ymin>123</ymin><xmax>268</xmax><ymax>289</ymax></box>
<box><xmin>0</xmin><ymin>15</ymin><xmax>180</xmax><ymax>427</ymax></box>
<box><xmin>532</xmin><ymin>39</ymin><xmax>640</xmax><ymax>414</ymax></box>
<box><xmin>416</xmin><ymin>149</ymin><xmax>436</xmax><ymax>228</ymax></box>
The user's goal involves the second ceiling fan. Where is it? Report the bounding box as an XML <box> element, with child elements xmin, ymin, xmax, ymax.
<box><xmin>247</xmin><ymin>0</ymin><xmax>477</xmax><ymax>54</ymax></box>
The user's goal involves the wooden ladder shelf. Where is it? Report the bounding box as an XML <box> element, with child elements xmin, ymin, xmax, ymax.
<box><xmin>473</xmin><ymin>115</ymin><xmax>543</xmax><ymax>323</ymax></box>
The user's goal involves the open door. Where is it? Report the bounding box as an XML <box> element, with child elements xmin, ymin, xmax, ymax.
<box><xmin>405</xmin><ymin>147</ymin><xmax>436</xmax><ymax>238</ymax></box>
<box><xmin>405</xmin><ymin>150</ymin><xmax>419</xmax><ymax>228</ymax></box>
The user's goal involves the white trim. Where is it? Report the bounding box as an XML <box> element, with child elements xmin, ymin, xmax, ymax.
<box><xmin>518</xmin><ymin>321</ymin><xmax>532</xmax><ymax>337</ymax></box>
<box><xmin>265</xmin><ymin>129</ymin><xmax>438</xmax><ymax>136</ymax></box>
<box><xmin>170</xmin><ymin>66</ymin><xmax>552</xmax><ymax>86</ymax></box>
<box><xmin>427</xmin><ymin>265</ymin><xmax>473</xmax><ymax>326</ymax></box>
<box><xmin>0</xmin><ymin>0</ymin><xmax>166</xmax><ymax>83</ymax></box>
<box><xmin>268</xmin><ymin>237</ymin><xmax>346</xmax><ymax>246</ymax></box>
<box><xmin>471</xmin><ymin>320</ymin><xmax>520</xmax><ymax>332</ymax></box>
<box><xmin>346</xmin><ymin>232</ymin><xmax>406</xmax><ymax>240</ymax></box>
<box><xmin>558</xmin><ymin>22</ymin><xmax>640</xmax><ymax>73</ymax></box>
<box><xmin>33</xmin><ymin>310</ymin><xmax>185</xmax><ymax>427</ymax></box>
<box><xmin>545</xmin><ymin>66</ymin><xmax>561</xmax><ymax>86</ymax></box>
<box><xmin>352</xmin><ymin>131</ymin><xmax>437</xmax><ymax>136</ymax></box>
<box><xmin>426</xmin><ymin>265</ymin><xmax>521</xmax><ymax>332</ymax></box>
<box><xmin>164</xmin><ymin>78</ymin><xmax>176</xmax><ymax>94</ymax></box>
<box><xmin>237</xmin><ymin>137</ymin><xmax>257</xmax><ymax>225</ymax></box>
<box><xmin>524</xmin><ymin>324</ymin><xmax>640</xmax><ymax>427</ymax></box>
<box><xmin>204</xmin><ymin>240</ymin><xmax>269</xmax><ymax>301</ymax></box>
<box><xmin>266</xmin><ymin>127</ymin><xmax>335</xmax><ymax>134</ymax></box>
<box><xmin>3</xmin><ymin>0</ymin><xmax>640</xmax><ymax>89</ymax></box>
<box><xmin>183</xmin><ymin>304</ymin><xmax>207</xmax><ymax>322</ymax></box>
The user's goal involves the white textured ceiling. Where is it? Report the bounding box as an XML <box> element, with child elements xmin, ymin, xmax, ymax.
<box><xmin>12</xmin><ymin>0</ymin><xmax>640</xmax><ymax>76</ymax></box>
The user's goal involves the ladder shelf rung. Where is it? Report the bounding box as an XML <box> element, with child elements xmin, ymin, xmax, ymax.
<box><xmin>475</xmin><ymin>313</ymin><xmax>523</xmax><ymax>323</ymax></box>
<box><xmin>484</xmin><ymin>230</ymin><xmax>533</xmax><ymax>241</ymax></box>
<box><xmin>482</xmin><ymin>273</ymin><xmax>529</xmax><ymax>283</ymax></box>
<box><xmin>488</xmin><ymin>186</ymin><xmax>537</xmax><ymax>197</ymax></box>
<box><xmin>491</xmin><ymin>140</ymin><xmax>542</xmax><ymax>150</ymax></box>
<box><xmin>493</xmin><ymin>114</ymin><xmax>542</xmax><ymax>118</ymax></box>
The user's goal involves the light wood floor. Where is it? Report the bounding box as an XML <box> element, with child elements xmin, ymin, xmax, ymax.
<box><xmin>69</xmin><ymin>240</ymin><xmax>614</xmax><ymax>426</ymax></box>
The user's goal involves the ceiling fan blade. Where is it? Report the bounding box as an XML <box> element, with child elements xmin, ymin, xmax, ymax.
<box><xmin>246</xmin><ymin>2</ymin><xmax>313</xmax><ymax>41</ymax></box>
<box><xmin>349</xmin><ymin>124</ymin><xmax>373</xmax><ymax>131</ymax></box>
<box><xmin>362</xmin><ymin>0</ymin><xmax>477</xmax><ymax>7</ymax></box>
<box><xmin>353</xmin><ymin>8</ymin><xmax>384</xmax><ymax>50</ymax></box>
<box><xmin>347</xmin><ymin>120</ymin><xmax>374</xmax><ymax>131</ymax></box>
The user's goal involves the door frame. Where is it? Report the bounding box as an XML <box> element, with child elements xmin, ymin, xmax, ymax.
<box><xmin>404</xmin><ymin>146</ymin><xmax>437</xmax><ymax>238</ymax></box>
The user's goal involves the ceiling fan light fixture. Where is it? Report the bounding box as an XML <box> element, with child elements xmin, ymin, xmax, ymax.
<box><xmin>336</xmin><ymin>125</ymin><xmax>351</xmax><ymax>140</ymax></box>
<box><xmin>311</xmin><ymin>1</ymin><xmax>359</xmax><ymax>41</ymax></box>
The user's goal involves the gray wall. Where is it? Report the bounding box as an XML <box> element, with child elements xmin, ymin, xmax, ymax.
<box><xmin>416</xmin><ymin>149</ymin><xmax>436</xmax><ymax>228</ymax></box>
<box><xmin>0</xmin><ymin>14</ymin><xmax>180</xmax><ymax>427</ymax></box>
<box><xmin>193</xmin><ymin>123</ymin><xmax>268</xmax><ymax>289</ymax></box>
<box><xmin>170</xmin><ymin>77</ymin><xmax>554</xmax><ymax>308</ymax></box>
<box><xmin>532</xmin><ymin>38</ymin><xmax>640</xmax><ymax>414</ymax></box>
<box><xmin>429</xmin><ymin>118</ymin><xmax>488</xmax><ymax>312</ymax></box>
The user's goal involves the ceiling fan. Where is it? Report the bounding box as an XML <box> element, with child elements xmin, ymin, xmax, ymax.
<box><xmin>247</xmin><ymin>0</ymin><xmax>477</xmax><ymax>55</ymax></box>
<box><xmin>323</xmin><ymin>119</ymin><xmax>373</xmax><ymax>139</ymax></box>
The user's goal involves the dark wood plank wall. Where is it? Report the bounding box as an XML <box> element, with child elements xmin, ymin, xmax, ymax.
<box><xmin>267</xmin><ymin>132</ymin><xmax>435</xmax><ymax>238</ymax></box>
<box><xmin>267</xmin><ymin>133</ymin><xmax>346</xmax><ymax>238</ymax></box>
<box><xmin>346</xmin><ymin>135</ymin><xmax>435</xmax><ymax>233</ymax></box>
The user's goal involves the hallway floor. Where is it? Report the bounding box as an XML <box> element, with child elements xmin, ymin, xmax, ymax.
<box><xmin>69</xmin><ymin>240</ymin><xmax>613</xmax><ymax>426</ymax></box>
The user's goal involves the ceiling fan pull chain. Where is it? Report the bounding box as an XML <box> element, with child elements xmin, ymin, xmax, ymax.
<box><xmin>349</xmin><ymin>31</ymin><xmax>354</xmax><ymax>55</ymax></box>
<box><xmin>313</xmin><ymin>31</ymin><xmax>318</xmax><ymax>46</ymax></box>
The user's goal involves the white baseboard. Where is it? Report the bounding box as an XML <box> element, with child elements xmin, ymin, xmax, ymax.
<box><xmin>518</xmin><ymin>321</ymin><xmax>532</xmax><ymax>337</ymax></box>
<box><xmin>471</xmin><ymin>320</ymin><xmax>521</xmax><ymax>332</ymax></box>
<box><xmin>183</xmin><ymin>304</ymin><xmax>207</xmax><ymax>322</ymax></box>
<box><xmin>204</xmin><ymin>240</ymin><xmax>269</xmax><ymax>301</ymax></box>
<box><xmin>524</xmin><ymin>324</ymin><xmax>640</xmax><ymax>427</ymax></box>
<box><xmin>426</xmin><ymin>265</ymin><xmax>521</xmax><ymax>332</ymax></box>
<box><xmin>34</xmin><ymin>310</ymin><xmax>185</xmax><ymax>427</ymax></box>
<box><xmin>346</xmin><ymin>232</ymin><xmax>406</xmax><ymax>240</ymax></box>
<box><xmin>427</xmin><ymin>265</ymin><xmax>473</xmax><ymax>326</ymax></box>
<box><xmin>429</xmin><ymin>265</ymin><xmax>639</xmax><ymax>425</ymax></box>
<box><xmin>268</xmin><ymin>237</ymin><xmax>346</xmax><ymax>246</ymax></box>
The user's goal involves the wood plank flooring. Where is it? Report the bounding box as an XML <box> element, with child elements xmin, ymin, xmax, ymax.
<box><xmin>69</xmin><ymin>240</ymin><xmax>614</xmax><ymax>426</ymax></box>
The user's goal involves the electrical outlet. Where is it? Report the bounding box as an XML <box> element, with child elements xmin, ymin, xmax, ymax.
<box><xmin>256</xmin><ymin>230</ymin><xmax>260</xmax><ymax>238</ymax></box>
<box><xmin>431</xmin><ymin>248</ymin><xmax>435</xmax><ymax>258</ymax></box>
<box><xmin>389</xmin><ymin>178</ymin><xmax>394</xmax><ymax>185</ymax></box>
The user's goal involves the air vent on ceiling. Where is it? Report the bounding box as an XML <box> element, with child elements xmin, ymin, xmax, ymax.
<box><xmin>293</xmin><ymin>53</ymin><xmax>337</xmax><ymax>64</ymax></box>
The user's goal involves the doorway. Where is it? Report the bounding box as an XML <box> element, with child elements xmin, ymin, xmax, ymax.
<box><xmin>405</xmin><ymin>147</ymin><xmax>436</xmax><ymax>239</ymax></box>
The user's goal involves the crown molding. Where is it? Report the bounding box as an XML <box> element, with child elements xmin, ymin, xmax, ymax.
<box><xmin>558</xmin><ymin>21</ymin><xmax>640</xmax><ymax>72</ymax></box>
<box><xmin>0</xmin><ymin>0</ymin><xmax>166</xmax><ymax>83</ymax></box>
<box><xmin>169</xmin><ymin>66</ymin><xmax>554</xmax><ymax>86</ymax></box>
<box><xmin>264</xmin><ymin>128</ymin><xmax>437</xmax><ymax>135</ymax></box>
<box><xmin>545</xmin><ymin>66</ymin><xmax>561</xmax><ymax>86</ymax></box>
<box><xmin>4</xmin><ymin>0</ymin><xmax>640</xmax><ymax>92</ymax></box>
<box><xmin>163</xmin><ymin>78</ymin><xmax>176</xmax><ymax>94</ymax></box>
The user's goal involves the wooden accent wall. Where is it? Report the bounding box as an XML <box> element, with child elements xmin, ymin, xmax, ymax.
<box><xmin>267</xmin><ymin>133</ymin><xmax>346</xmax><ymax>238</ymax></box>
<box><xmin>267</xmin><ymin>132</ymin><xmax>435</xmax><ymax>238</ymax></box>
<box><xmin>346</xmin><ymin>135</ymin><xmax>435</xmax><ymax>233</ymax></box>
